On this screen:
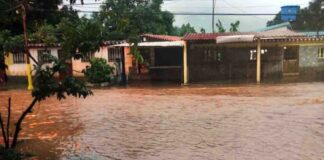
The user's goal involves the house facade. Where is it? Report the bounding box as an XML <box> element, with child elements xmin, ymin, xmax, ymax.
<box><xmin>4</xmin><ymin>41</ymin><xmax>133</xmax><ymax>80</ymax></box>
<box><xmin>183</xmin><ymin>29</ymin><xmax>324</xmax><ymax>83</ymax></box>
<box><xmin>4</xmin><ymin>32</ymin><xmax>324</xmax><ymax>85</ymax></box>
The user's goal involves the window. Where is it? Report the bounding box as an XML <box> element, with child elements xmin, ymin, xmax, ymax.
<box><xmin>13</xmin><ymin>52</ymin><xmax>26</xmax><ymax>64</ymax></box>
<box><xmin>204</xmin><ymin>48</ymin><xmax>223</xmax><ymax>62</ymax></box>
<box><xmin>108</xmin><ymin>48</ymin><xmax>123</xmax><ymax>62</ymax></box>
<box><xmin>81</xmin><ymin>52</ymin><xmax>95</xmax><ymax>62</ymax></box>
<box><xmin>250</xmin><ymin>50</ymin><xmax>257</xmax><ymax>61</ymax></box>
<box><xmin>38</xmin><ymin>50</ymin><xmax>51</xmax><ymax>63</ymax></box>
<box><xmin>318</xmin><ymin>48</ymin><xmax>324</xmax><ymax>59</ymax></box>
<box><xmin>249</xmin><ymin>49</ymin><xmax>267</xmax><ymax>61</ymax></box>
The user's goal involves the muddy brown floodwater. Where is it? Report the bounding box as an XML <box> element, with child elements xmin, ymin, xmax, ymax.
<box><xmin>1</xmin><ymin>82</ymin><xmax>324</xmax><ymax>160</ymax></box>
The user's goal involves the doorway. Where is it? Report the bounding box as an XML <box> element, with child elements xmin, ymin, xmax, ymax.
<box><xmin>283</xmin><ymin>46</ymin><xmax>299</xmax><ymax>76</ymax></box>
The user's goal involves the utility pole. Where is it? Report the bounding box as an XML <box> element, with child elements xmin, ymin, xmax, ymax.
<box><xmin>21</xmin><ymin>0</ymin><xmax>33</xmax><ymax>90</ymax></box>
<box><xmin>212</xmin><ymin>0</ymin><xmax>215</xmax><ymax>33</ymax></box>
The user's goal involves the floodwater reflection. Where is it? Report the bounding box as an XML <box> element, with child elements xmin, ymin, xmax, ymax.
<box><xmin>1</xmin><ymin>82</ymin><xmax>324</xmax><ymax>160</ymax></box>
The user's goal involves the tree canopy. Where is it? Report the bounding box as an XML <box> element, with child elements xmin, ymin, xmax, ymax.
<box><xmin>97</xmin><ymin>0</ymin><xmax>174</xmax><ymax>41</ymax></box>
<box><xmin>172</xmin><ymin>23</ymin><xmax>196</xmax><ymax>36</ymax></box>
<box><xmin>267</xmin><ymin>0</ymin><xmax>324</xmax><ymax>32</ymax></box>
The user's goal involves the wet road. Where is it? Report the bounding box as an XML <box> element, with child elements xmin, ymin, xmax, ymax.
<box><xmin>0</xmin><ymin>82</ymin><xmax>324</xmax><ymax>160</ymax></box>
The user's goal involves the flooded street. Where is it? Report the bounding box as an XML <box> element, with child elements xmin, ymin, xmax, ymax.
<box><xmin>1</xmin><ymin>82</ymin><xmax>324</xmax><ymax>160</ymax></box>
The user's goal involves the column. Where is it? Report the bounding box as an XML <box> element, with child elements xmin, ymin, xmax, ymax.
<box><xmin>256</xmin><ymin>38</ymin><xmax>261</xmax><ymax>83</ymax></box>
<box><xmin>183</xmin><ymin>41</ymin><xmax>188</xmax><ymax>85</ymax></box>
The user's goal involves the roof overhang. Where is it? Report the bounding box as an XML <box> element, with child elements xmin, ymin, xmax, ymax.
<box><xmin>110</xmin><ymin>41</ymin><xmax>184</xmax><ymax>47</ymax></box>
<box><xmin>216</xmin><ymin>35</ymin><xmax>255</xmax><ymax>44</ymax></box>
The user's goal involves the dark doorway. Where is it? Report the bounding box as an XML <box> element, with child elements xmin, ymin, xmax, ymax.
<box><xmin>283</xmin><ymin>46</ymin><xmax>299</xmax><ymax>75</ymax></box>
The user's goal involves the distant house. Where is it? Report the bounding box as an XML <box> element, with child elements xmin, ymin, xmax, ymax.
<box><xmin>5</xmin><ymin>31</ymin><xmax>324</xmax><ymax>85</ymax></box>
<box><xmin>183</xmin><ymin>28</ymin><xmax>324</xmax><ymax>83</ymax></box>
<box><xmin>4</xmin><ymin>40</ymin><xmax>133</xmax><ymax>80</ymax></box>
<box><xmin>110</xmin><ymin>34</ymin><xmax>185</xmax><ymax>82</ymax></box>
<box><xmin>258</xmin><ymin>22</ymin><xmax>292</xmax><ymax>32</ymax></box>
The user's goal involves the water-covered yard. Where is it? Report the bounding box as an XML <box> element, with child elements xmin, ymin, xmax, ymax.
<box><xmin>1</xmin><ymin>82</ymin><xmax>324</xmax><ymax>160</ymax></box>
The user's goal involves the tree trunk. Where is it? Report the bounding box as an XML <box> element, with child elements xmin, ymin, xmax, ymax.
<box><xmin>0</xmin><ymin>114</ymin><xmax>9</xmax><ymax>149</ymax></box>
<box><xmin>6</xmin><ymin>98</ymin><xmax>11</xmax><ymax>146</ymax></box>
<box><xmin>11</xmin><ymin>98</ymin><xmax>38</xmax><ymax>148</ymax></box>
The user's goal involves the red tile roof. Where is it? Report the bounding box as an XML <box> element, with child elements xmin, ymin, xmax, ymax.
<box><xmin>142</xmin><ymin>34</ymin><xmax>182</xmax><ymax>41</ymax></box>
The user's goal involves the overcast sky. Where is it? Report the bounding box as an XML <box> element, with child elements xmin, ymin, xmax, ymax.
<box><xmin>68</xmin><ymin>0</ymin><xmax>312</xmax><ymax>32</ymax></box>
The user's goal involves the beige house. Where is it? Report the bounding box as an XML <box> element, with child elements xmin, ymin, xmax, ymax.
<box><xmin>4</xmin><ymin>41</ymin><xmax>133</xmax><ymax>79</ymax></box>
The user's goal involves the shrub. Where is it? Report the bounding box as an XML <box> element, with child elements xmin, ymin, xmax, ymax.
<box><xmin>83</xmin><ymin>58</ymin><xmax>114</xmax><ymax>84</ymax></box>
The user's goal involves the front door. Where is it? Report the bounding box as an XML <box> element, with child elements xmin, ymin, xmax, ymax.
<box><xmin>283</xmin><ymin>46</ymin><xmax>299</xmax><ymax>75</ymax></box>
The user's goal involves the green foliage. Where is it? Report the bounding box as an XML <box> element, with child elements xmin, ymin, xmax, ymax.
<box><xmin>266</xmin><ymin>14</ymin><xmax>284</xmax><ymax>27</ymax></box>
<box><xmin>216</xmin><ymin>20</ymin><xmax>226</xmax><ymax>33</ymax></box>
<box><xmin>172</xmin><ymin>23</ymin><xmax>196</xmax><ymax>36</ymax></box>
<box><xmin>230</xmin><ymin>21</ymin><xmax>240</xmax><ymax>32</ymax></box>
<box><xmin>0</xmin><ymin>146</ymin><xmax>36</xmax><ymax>159</ymax></box>
<box><xmin>32</xmin><ymin>54</ymin><xmax>92</xmax><ymax>100</ymax></box>
<box><xmin>57</xmin><ymin>17</ymin><xmax>103</xmax><ymax>58</ymax></box>
<box><xmin>29</xmin><ymin>24</ymin><xmax>58</xmax><ymax>46</ymax></box>
<box><xmin>0</xmin><ymin>0</ymin><xmax>80</xmax><ymax>35</ymax></box>
<box><xmin>0</xmin><ymin>30</ymin><xmax>24</xmax><ymax>54</ymax></box>
<box><xmin>83</xmin><ymin>58</ymin><xmax>115</xmax><ymax>84</ymax></box>
<box><xmin>200</xmin><ymin>28</ymin><xmax>206</xmax><ymax>33</ymax></box>
<box><xmin>98</xmin><ymin>0</ymin><xmax>174</xmax><ymax>61</ymax></box>
<box><xmin>0</xmin><ymin>148</ymin><xmax>22</xmax><ymax>160</ymax></box>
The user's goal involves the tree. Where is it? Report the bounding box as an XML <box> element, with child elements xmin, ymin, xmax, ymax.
<box><xmin>267</xmin><ymin>0</ymin><xmax>324</xmax><ymax>34</ymax></box>
<box><xmin>98</xmin><ymin>0</ymin><xmax>174</xmax><ymax>40</ymax></box>
<box><xmin>230</xmin><ymin>20</ymin><xmax>240</xmax><ymax>32</ymax></box>
<box><xmin>0</xmin><ymin>0</ymin><xmax>79</xmax><ymax>35</ymax></box>
<box><xmin>172</xmin><ymin>23</ymin><xmax>196</xmax><ymax>36</ymax></box>
<box><xmin>0</xmin><ymin>0</ymin><xmax>102</xmax><ymax>153</ymax></box>
<box><xmin>216</xmin><ymin>20</ymin><xmax>226</xmax><ymax>33</ymax></box>
<box><xmin>200</xmin><ymin>28</ymin><xmax>206</xmax><ymax>33</ymax></box>
<box><xmin>97</xmin><ymin>0</ymin><xmax>175</xmax><ymax>65</ymax></box>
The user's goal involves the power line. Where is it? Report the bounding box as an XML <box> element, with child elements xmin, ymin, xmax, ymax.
<box><xmin>1</xmin><ymin>6</ymin><xmax>319</xmax><ymax>17</ymax></box>
<box><xmin>21</xmin><ymin>9</ymin><xmax>316</xmax><ymax>16</ymax></box>
<box><xmin>212</xmin><ymin>0</ymin><xmax>215</xmax><ymax>33</ymax></box>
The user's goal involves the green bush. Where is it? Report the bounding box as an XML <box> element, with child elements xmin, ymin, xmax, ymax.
<box><xmin>83</xmin><ymin>58</ymin><xmax>114</xmax><ymax>84</ymax></box>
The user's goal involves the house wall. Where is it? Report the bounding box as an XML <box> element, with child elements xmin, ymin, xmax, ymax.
<box><xmin>124</xmin><ymin>47</ymin><xmax>133</xmax><ymax>78</ymax></box>
<box><xmin>72</xmin><ymin>46</ymin><xmax>109</xmax><ymax>76</ymax></box>
<box><xmin>188</xmin><ymin>44</ymin><xmax>283</xmax><ymax>82</ymax></box>
<box><xmin>5</xmin><ymin>48</ymin><xmax>60</xmax><ymax>76</ymax></box>
<box><xmin>299</xmin><ymin>45</ymin><xmax>324</xmax><ymax>80</ymax></box>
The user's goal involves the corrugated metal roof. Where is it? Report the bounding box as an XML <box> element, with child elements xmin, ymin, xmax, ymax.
<box><xmin>28</xmin><ymin>41</ymin><xmax>126</xmax><ymax>48</ymax></box>
<box><xmin>142</xmin><ymin>34</ymin><xmax>182</xmax><ymax>41</ymax></box>
<box><xmin>261</xmin><ymin>36</ymin><xmax>324</xmax><ymax>43</ymax></box>
<box><xmin>184</xmin><ymin>29</ymin><xmax>304</xmax><ymax>41</ymax></box>
<box><xmin>111</xmin><ymin>41</ymin><xmax>184</xmax><ymax>47</ymax></box>
<box><xmin>256</xmin><ymin>28</ymin><xmax>305</xmax><ymax>38</ymax></box>
<box><xmin>257</xmin><ymin>22</ymin><xmax>291</xmax><ymax>31</ymax></box>
<box><xmin>300</xmin><ymin>31</ymin><xmax>324</xmax><ymax>37</ymax></box>
<box><xmin>216</xmin><ymin>35</ymin><xmax>255</xmax><ymax>44</ymax></box>
<box><xmin>183</xmin><ymin>32</ymin><xmax>256</xmax><ymax>41</ymax></box>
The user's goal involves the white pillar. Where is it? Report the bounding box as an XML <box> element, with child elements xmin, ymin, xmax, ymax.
<box><xmin>183</xmin><ymin>41</ymin><xmax>188</xmax><ymax>85</ymax></box>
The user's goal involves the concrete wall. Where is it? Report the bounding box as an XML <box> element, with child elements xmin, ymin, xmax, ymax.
<box><xmin>5</xmin><ymin>46</ymin><xmax>133</xmax><ymax>77</ymax></box>
<box><xmin>5</xmin><ymin>48</ymin><xmax>60</xmax><ymax>76</ymax></box>
<box><xmin>188</xmin><ymin>44</ymin><xmax>283</xmax><ymax>82</ymax></box>
<box><xmin>299</xmin><ymin>45</ymin><xmax>324</xmax><ymax>80</ymax></box>
<box><xmin>72</xmin><ymin>46</ymin><xmax>109</xmax><ymax>76</ymax></box>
